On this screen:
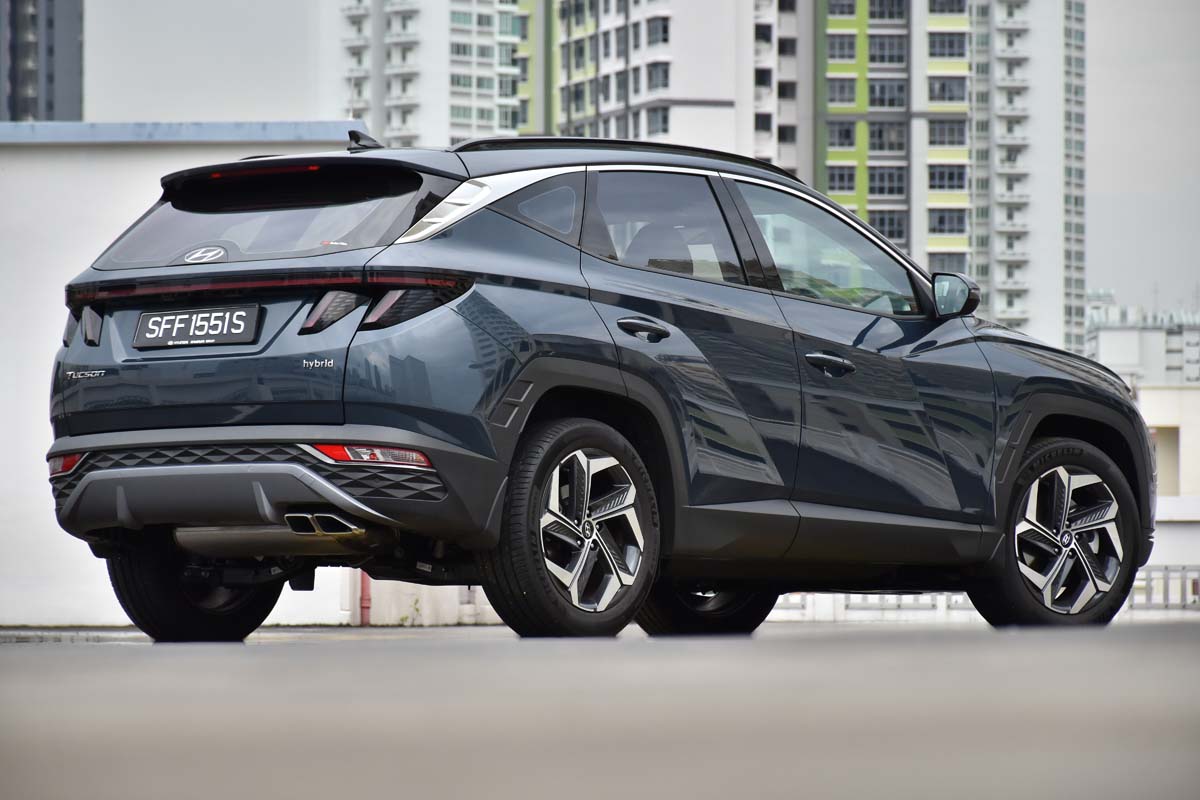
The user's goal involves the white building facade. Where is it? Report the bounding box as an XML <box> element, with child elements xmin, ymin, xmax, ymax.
<box><xmin>343</xmin><ymin>0</ymin><xmax>524</xmax><ymax>147</ymax></box>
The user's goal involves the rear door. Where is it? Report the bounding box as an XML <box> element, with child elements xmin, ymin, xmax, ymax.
<box><xmin>580</xmin><ymin>168</ymin><xmax>803</xmax><ymax>561</ymax></box>
<box><xmin>56</xmin><ymin>158</ymin><xmax>460</xmax><ymax>435</ymax></box>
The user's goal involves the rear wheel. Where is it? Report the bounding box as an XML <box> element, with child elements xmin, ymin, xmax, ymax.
<box><xmin>638</xmin><ymin>582</ymin><xmax>779</xmax><ymax>636</ymax></box>
<box><xmin>107</xmin><ymin>535</ymin><xmax>282</xmax><ymax>642</ymax></box>
<box><xmin>968</xmin><ymin>437</ymin><xmax>1139</xmax><ymax>627</ymax></box>
<box><xmin>477</xmin><ymin>418</ymin><xmax>661</xmax><ymax>637</ymax></box>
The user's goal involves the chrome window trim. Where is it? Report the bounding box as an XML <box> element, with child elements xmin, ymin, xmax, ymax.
<box><xmin>394</xmin><ymin>165</ymin><xmax>585</xmax><ymax>244</ymax></box>
<box><xmin>721</xmin><ymin>172</ymin><xmax>933</xmax><ymax>288</ymax></box>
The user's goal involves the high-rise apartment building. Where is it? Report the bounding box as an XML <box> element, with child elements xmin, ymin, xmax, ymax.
<box><xmin>971</xmin><ymin>0</ymin><xmax>1088</xmax><ymax>350</ymax></box>
<box><xmin>1</xmin><ymin>0</ymin><xmax>83</xmax><ymax>120</ymax></box>
<box><xmin>551</xmin><ymin>0</ymin><xmax>759</xmax><ymax>156</ymax></box>
<box><xmin>811</xmin><ymin>0</ymin><xmax>1085</xmax><ymax>350</ymax></box>
<box><xmin>342</xmin><ymin>0</ymin><xmax>528</xmax><ymax>147</ymax></box>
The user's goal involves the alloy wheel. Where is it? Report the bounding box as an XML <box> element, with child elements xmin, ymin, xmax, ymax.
<box><xmin>1013</xmin><ymin>466</ymin><xmax>1125</xmax><ymax>615</ymax></box>
<box><xmin>539</xmin><ymin>448</ymin><xmax>645</xmax><ymax>612</ymax></box>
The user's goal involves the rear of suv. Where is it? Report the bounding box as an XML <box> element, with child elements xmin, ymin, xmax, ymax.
<box><xmin>49</xmin><ymin>137</ymin><xmax>1155</xmax><ymax>640</ymax></box>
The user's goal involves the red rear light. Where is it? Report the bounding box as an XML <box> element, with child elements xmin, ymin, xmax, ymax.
<box><xmin>311</xmin><ymin>444</ymin><xmax>431</xmax><ymax>469</ymax></box>
<box><xmin>49</xmin><ymin>452</ymin><xmax>85</xmax><ymax>477</ymax></box>
<box><xmin>209</xmin><ymin>164</ymin><xmax>321</xmax><ymax>180</ymax></box>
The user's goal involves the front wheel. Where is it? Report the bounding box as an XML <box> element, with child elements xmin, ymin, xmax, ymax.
<box><xmin>638</xmin><ymin>583</ymin><xmax>779</xmax><ymax>636</ymax></box>
<box><xmin>477</xmin><ymin>418</ymin><xmax>661</xmax><ymax>637</ymax></box>
<box><xmin>108</xmin><ymin>535</ymin><xmax>282</xmax><ymax>642</ymax></box>
<box><xmin>968</xmin><ymin>437</ymin><xmax>1140</xmax><ymax>627</ymax></box>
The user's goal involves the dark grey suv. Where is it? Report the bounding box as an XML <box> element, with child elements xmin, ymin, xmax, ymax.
<box><xmin>48</xmin><ymin>137</ymin><xmax>1155</xmax><ymax>640</ymax></box>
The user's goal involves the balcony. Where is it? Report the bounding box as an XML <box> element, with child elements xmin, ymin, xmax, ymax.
<box><xmin>995</xmin><ymin>278</ymin><xmax>1029</xmax><ymax>292</ymax></box>
<box><xmin>347</xmin><ymin>96</ymin><xmax>370</xmax><ymax>113</ymax></box>
<box><xmin>995</xmin><ymin>250</ymin><xmax>1029</xmax><ymax>263</ymax></box>
<box><xmin>994</xmin><ymin>132</ymin><xmax>1029</xmax><ymax>147</ymax></box>
<box><xmin>995</xmin><ymin>160</ymin><xmax>1029</xmax><ymax>176</ymax></box>
<box><xmin>994</xmin><ymin>220</ymin><xmax>1029</xmax><ymax>234</ymax></box>
<box><xmin>386</xmin><ymin>93</ymin><xmax>420</xmax><ymax>108</ymax></box>
<box><xmin>342</xmin><ymin>3</ymin><xmax>369</xmax><ymax>19</ymax></box>
<box><xmin>995</xmin><ymin>16</ymin><xmax>1031</xmax><ymax>32</ymax></box>
<box><xmin>995</xmin><ymin>306</ymin><xmax>1030</xmax><ymax>322</ymax></box>
<box><xmin>994</xmin><ymin>191</ymin><xmax>1030</xmax><ymax>205</ymax></box>
<box><xmin>342</xmin><ymin>33</ymin><xmax>370</xmax><ymax>50</ymax></box>
<box><xmin>994</xmin><ymin>104</ymin><xmax>1029</xmax><ymax>118</ymax></box>
<box><xmin>385</xmin><ymin>30</ymin><xmax>419</xmax><ymax>45</ymax></box>
<box><xmin>994</xmin><ymin>75</ymin><xmax>1029</xmax><ymax>90</ymax></box>
<box><xmin>385</xmin><ymin>0</ymin><xmax>419</xmax><ymax>10</ymax></box>
<box><xmin>385</xmin><ymin>62</ymin><xmax>420</xmax><ymax>76</ymax></box>
<box><xmin>346</xmin><ymin>65</ymin><xmax>369</xmax><ymax>80</ymax></box>
<box><xmin>385</xmin><ymin>123</ymin><xmax>418</xmax><ymax>139</ymax></box>
<box><xmin>994</xmin><ymin>45</ymin><xmax>1029</xmax><ymax>61</ymax></box>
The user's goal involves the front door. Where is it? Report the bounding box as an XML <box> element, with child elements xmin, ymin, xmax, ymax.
<box><xmin>727</xmin><ymin>178</ymin><xmax>996</xmax><ymax>535</ymax></box>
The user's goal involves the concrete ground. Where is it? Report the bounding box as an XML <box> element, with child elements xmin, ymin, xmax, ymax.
<box><xmin>2</xmin><ymin>622</ymin><xmax>1198</xmax><ymax>800</ymax></box>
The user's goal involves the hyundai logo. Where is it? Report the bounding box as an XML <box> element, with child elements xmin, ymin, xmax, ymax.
<box><xmin>183</xmin><ymin>246</ymin><xmax>227</xmax><ymax>264</ymax></box>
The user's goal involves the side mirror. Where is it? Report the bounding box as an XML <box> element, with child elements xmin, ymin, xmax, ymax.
<box><xmin>932</xmin><ymin>272</ymin><xmax>981</xmax><ymax>319</ymax></box>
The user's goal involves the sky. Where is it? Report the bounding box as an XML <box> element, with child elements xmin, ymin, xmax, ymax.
<box><xmin>1087</xmin><ymin>0</ymin><xmax>1200</xmax><ymax>311</ymax></box>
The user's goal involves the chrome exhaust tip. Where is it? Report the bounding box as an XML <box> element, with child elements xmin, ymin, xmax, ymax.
<box><xmin>284</xmin><ymin>512</ymin><xmax>365</xmax><ymax>536</ymax></box>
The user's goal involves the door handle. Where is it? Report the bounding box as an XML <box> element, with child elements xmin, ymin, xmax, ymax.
<box><xmin>616</xmin><ymin>317</ymin><xmax>670</xmax><ymax>343</ymax></box>
<box><xmin>805</xmin><ymin>352</ymin><xmax>856</xmax><ymax>376</ymax></box>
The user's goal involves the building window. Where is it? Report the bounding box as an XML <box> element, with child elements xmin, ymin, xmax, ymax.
<box><xmin>869</xmin><ymin>122</ymin><xmax>906</xmax><ymax>152</ymax></box>
<box><xmin>451</xmin><ymin>42</ymin><xmax>472</xmax><ymax>57</ymax></box>
<box><xmin>929</xmin><ymin>0</ymin><xmax>967</xmax><ymax>12</ymax></box>
<box><xmin>929</xmin><ymin>165</ymin><xmax>968</xmax><ymax>190</ymax></box>
<box><xmin>929</xmin><ymin>77</ymin><xmax>967</xmax><ymax>102</ymax></box>
<box><xmin>756</xmin><ymin>68</ymin><xmax>774</xmax><ymax>88</ymax></box>
<box><xmin>451</xmin><ymin>10</ymin><xmax>473</xmax><ymax>26</ymax></box>
<box><xmin>929</xmin><ymin>209</ymin><xmax>968</xmax><ymax>233</ymax></box>
<box><xmin>647</xmin><ymin>62</ymin><xmax>669</xmax><ymax>90</ymax></box>
<box><xmin>827</xmin><ymin>35</ymin><xmax>856</xmax><ymax>61</ymax></box>
<box><xmin>868</xmin><ymin>79</ymin><xmax>907</xmax><ymax>108</ymax></box>
<box><xmin>929</xmin><ymin>119</ymin><xmax>967</xmax><ymax>146</ymax></box>
<box><xmin>647</xmin><ymin>107</ymin><xmax>669</xmax><ymax>135</ymax></box>
<box><xmin>778</xmin><ymin>37</ymin><xmax>798</xmax><ymax>56</ymax></box>
<box><xmin>779</xmin><ymin>0</ymin><xmax>797</xmax><ymax>10</ymax></box>
<box><xmin>450</xmin><ymin>73</ymin><xmax>473</xmax><ymax>89</ymax></box>
<box><xmin>755</xmin><ymin>113</ymin><xmax>773</xmax><ymax>132</ymax></box>
<box><xmin>778</xmin><ymin>125</ymin><xmax>797</xmax><ymax>143</ymax></box>
<box><xmin>631</xmin><ymin>21</ymin><xmax>640</xmax><ymax>48</ymax></box>
<box><xmin>827</xmin><ymin>166</ymin><xmax>856</xmax><ymax>193</ymax></box>
<box><xmin>828</xmin><ymin>78</ymin><xmax>855</xmax><ymax>104</ymax></box>
<box><xmin>476</xmin><ymin>13</ymin><xmax>493</xmax><ymax>27</ymax></box>
<box><xmin>603</xmin><ymin>31</ymin><xmax>611</xmax><ymax>58</ymax></box>
<box><xmin>450</xmin><ymin>105</ymin><xmax>472</xmax><ymax>121</ymax></box>
<box><xmin>477</xmin><ymin>44</ymin><xmax>495</xmax><ymax>59</ymax></box>
<box><xmin>828</xmin><ymin>121</ymin><xmax>856</xmax><ymax>148</ymax></box>
<box><xmin>756</xmin><ymin>24</ymin><xmax>773</xmax><ymax>43</ymax></box>
<box><xmin>778</xmin><ymin>81</ymin><xmax>797</xmax><ymax>99</ymax></box>
<box><xmin>477</xmin><ymin>75</ymin><xmax>496</xmax><ymax>90</ymax></box>
<box><xmin>870</xmin><ymin>210</ymin><xmax>908</xmax><ymax>242</ymax></box>
<box><xmin>648</xmin><ymin>17</ymin><xmax>669</xmax><ymax>45</ymax></box>
<box><xmin>929</xmin><ymin>32</ymin><xmax>967</xmax><ymax>58</ymax></box>
<box><xmin>868</xmin><ymin>35</ymin><xmax>906</xmax><ymax>64</ymax></box>
<box><xmin>828</xmin><ymin>0</ymin><xmax>855</xmax><ymax>16</ymax></box>
<box><xmin>928</xmin><ymin>252</ymin><xmax>968</xmax><ymax>272</ymax></box>
<box><xmin>868</xmin><ymin>166</ymin><xmax>907</xmax><ymax>196</ymax></box>
<box><xmin>869</xmin><ymin>0</ymin><xmax>906</xmax><ymax>20</ymax></box>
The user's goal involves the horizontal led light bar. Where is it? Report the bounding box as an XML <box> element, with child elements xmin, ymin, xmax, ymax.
<box><xmin>308</xmin><ymin>444</ymin><xmax>432</xmax><ymax>469</ymax></box>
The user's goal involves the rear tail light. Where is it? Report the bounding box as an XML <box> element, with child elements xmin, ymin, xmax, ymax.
<box><xmin>81</xmin><ymin>306</ymin><xmax>102</xmax><ymax>346</ymax></box>
<box><xmin>49</xmin><ymin>452</ymin><xmax>85</xmax><ymax>477</ymax></box>
<box><xmin>310</xmin><ymin>444</ymin><xmax>431</xmax><ymax>469</ymax></box>
<box><xmin>299</xmin><ymin>290</ymin><xmax>367</xmax><ymax>335</ymax></box>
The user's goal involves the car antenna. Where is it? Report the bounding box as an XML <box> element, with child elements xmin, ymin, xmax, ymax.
<box><xmin>348</xmin><ymin>130</ymin><xmax>384</xmax><ymax>152</ymax></box>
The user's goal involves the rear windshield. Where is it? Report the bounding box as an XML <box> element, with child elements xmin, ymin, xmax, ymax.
<box><xmin>94</xmin><ymin>164</ymin><xmax>427</xmax><ymax>269</ymax></box>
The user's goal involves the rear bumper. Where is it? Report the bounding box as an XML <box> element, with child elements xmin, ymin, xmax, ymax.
<box><xmin>48</xmin><ymin>424</ymin><xmax>507</xmax><ymax>549</ymax></box>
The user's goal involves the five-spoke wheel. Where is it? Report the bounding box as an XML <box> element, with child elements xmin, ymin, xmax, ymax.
<box><xmin>969</xmin><ymin>437</ymin><xmax>1139</xmax><ymax>627</ymax></box>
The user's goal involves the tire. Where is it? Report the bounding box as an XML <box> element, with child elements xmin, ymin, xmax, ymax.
<box><xmin>477</xmin><ymin>418</ymin><xmax>661</xmax><ymax>637</ymax></box>
<box><xmin>968</xmin><ymin>437</ymin><xmax>1140</xmax><ymax>627</ymax></box>
<box><xmin>107</xmin><ymin>535</ymin><xmax>283</xmax><ymax>642</ymax></box>
<box><xmin>637</xmin><ymin>583</ymin><xmax>779</xmax><ymax>636</ymax></box>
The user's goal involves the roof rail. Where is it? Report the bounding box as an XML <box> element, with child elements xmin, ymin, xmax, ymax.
<box><xmin>451</xmin><ymin>136</ymin><xmax>805</xmax><ymax>185</ymax></box>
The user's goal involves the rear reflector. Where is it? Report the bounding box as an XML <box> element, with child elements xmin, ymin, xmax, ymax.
<box><xmin>311</xmin><ymin>444</ymin><xmax>431</xmax><ymax>469</ymax></box>
<box><xmin>49</xmin><ymin>452</ymin><xmax>85</xmax><ymax>477</ymax></box>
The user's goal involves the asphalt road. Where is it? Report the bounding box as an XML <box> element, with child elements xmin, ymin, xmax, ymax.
<box><xmin>2</xmin><ymin>622</ymin><xmax>1198</xmax><ymax>800</ymax></box>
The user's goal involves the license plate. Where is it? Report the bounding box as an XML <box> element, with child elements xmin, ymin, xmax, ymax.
<box><xmin>133</xmin><ymin>305</ymin><xmax>260</xmax><ymax>349</ymax></box>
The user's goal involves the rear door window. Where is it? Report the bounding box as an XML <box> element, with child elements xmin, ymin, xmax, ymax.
<box><xmin>581</xmin><ymin>171</ymin><xmax>746</xmax><ymax>285</ymax></box>
<box><xmin>94</xmin><ymin>163</ymin><xmax>435</xmax><ymax>269</ymax></box>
